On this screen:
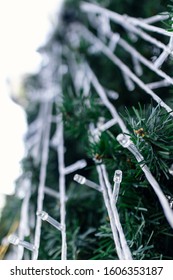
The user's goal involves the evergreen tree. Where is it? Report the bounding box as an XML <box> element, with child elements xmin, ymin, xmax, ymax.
<box><xmin>1</xmin><ymin>0</ymin><xmax>173</xmax><ymax>260</ymax></box>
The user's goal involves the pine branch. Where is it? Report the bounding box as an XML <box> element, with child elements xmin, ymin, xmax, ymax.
<box><xmin>117</xmin><ymin>134</ymin><xmax>173</xmax><ymax>229</ymax></box>
<box><xmin>4</xmin><ymin>0</ymin><xmax>173</xmax><ymax>261</ymax></box>
<box><xmin>89</xmin><ymin>120</ymin><xmax>132</xmax><ymax>259</ymax></box>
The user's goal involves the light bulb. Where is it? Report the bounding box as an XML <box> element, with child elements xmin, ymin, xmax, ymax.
<box><xmin>73</xmin><ymin>174</ymin><xmax>86</xmax><ymax>184</ymax></box>
<box><xmin>113</xmin><ymin>170</ymin><xmax>122</xmax><ymax>183</ymax></box>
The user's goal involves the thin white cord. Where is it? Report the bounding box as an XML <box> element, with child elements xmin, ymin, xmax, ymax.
<box><xmin>32</xmin><ymin>102</ymin><xmax>52</xmax><ymax>260</ymax></box>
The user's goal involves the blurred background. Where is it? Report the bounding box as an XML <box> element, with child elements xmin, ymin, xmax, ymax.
<box><xmin>0</xmin><ymin>0</ymin><xmax>64</xmax><ymax>214</ymax></box>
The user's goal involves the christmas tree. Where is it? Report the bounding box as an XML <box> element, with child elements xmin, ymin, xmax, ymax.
<box><xmin>1</xmin><ymin>0</ymin><xmax>173</xmax><ymax>260</ymax></box>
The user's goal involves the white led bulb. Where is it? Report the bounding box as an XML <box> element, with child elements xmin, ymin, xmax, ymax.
<box><xmin>8</xmin><ymin>234</ymin><xmax>20</xmax><ymax>246</ymax></box>
<box><xmin>169</xmin><ymin>164</ymin><xmax>173</xmax><ymax>175</ymax></box>
<box><xmin>8</xmin><ymin>234</ymin><xmax>36</xmax><ymax>252</ymax></box>
<box><xmin>36</xmin><ymin>211</ymin><xmax>48</xmax><ymax>221</ymax></box>
<box><xmin>37</xmin><ymin>211</ymin><xmax>63</xmax><ymax>231</ymax></box>
<box><xmin>73</xmin><ymin>174</ymin><xmax>86</xmax><ymax>184</ymax></box>
<box><xmin>113</xmin><ymin>170</ymin><xmax>123</xmax><ymax>203</ymax></box>
<box><xmin>116</xmin><ymin>134</ymin><xmax>131</xmax><ymax>148</ymax></box>
<box><xmin>74</xmin><ymin>174</ymin><xmax>102</xmax><ymax>192</ymax></box>
<box><xmin>117</xmin><ymin>133</ymin><xmax>144</xmax><ymax>162</ymax></box>
<box><xmin>113</xmin><ymin>170</ymin><xmax>122</xmax><ymax>183</ymax></box>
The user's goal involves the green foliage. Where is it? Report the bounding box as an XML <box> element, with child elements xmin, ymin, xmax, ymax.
<box><xmin>124</xmin><ymin>104</ymin><xmax>173</xmax><ymax>180</ymax></box>
<box><xmin>1</xmin><ymin>0</ymin><xmax>173</xmax><ymax>261</ymax></box>
<box><xmin>61</xmin><ymin>89</ymin><xmax>108</xmax><ymax>139</ymax></box>
<box><xmin>162</xmin><ymin>0</ymin><xmax>173</xmax><ymax>31</ymax></box>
